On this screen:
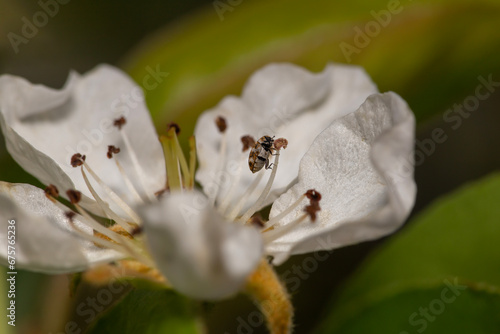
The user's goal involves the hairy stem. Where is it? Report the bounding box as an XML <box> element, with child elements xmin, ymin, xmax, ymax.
<box><xmin>245</xmin><ymin>260</ymin><xmax>293</xmax><ymax>334</ymax></box>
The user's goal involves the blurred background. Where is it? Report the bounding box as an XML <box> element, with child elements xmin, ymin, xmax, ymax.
<box><xmin>1</xmin><ymin>0</ymin><xmax>500</xmax><ymax>333</ymax></box>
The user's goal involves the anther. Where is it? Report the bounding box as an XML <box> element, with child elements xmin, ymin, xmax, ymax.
<box><xmin>65</xmin><ymin>211</ymin><xmax>76</xmax><ymax>221</ymax></box>
<box><xmin>241</xmin><ymin>135</ymin><xmax>256</xmax><ymax>152</ymax></box>
<box><xmin>66</xmin><ymin>189</ymin><xmax>82</xmax><ymax>204</ymax></box>
<box><xmin>215</xmin><ymin>116</ymin><xmax>227</xmax><ymax>133</ymax></box>
<box><xmin>274</xmin><ymin>138</ymin><xmax>288</xmax><ymax>150</ymax></box>
<box><xmin>71</xmin><ymin>153</ymin><xmax>86</xmax><ymax>167</ymax></box>
<box><xmin>167</xmin><ymin>122</ymin><xmax>181</xmax><ymax>135</ymax></box>
<box><xmin>131</xmin><ymin>225</ymin><xmax>143</xmax><ymax>236</ymax></box>
<box><xmin>44</xmin><ymin>184</ymin><xmax>59</xmax><ymax>199</ymax></box>
<box><xmin>113</xmin><ymin>116</ymin><xmax>127</xmax><ymax>130</ymax></box>
<box><xmin>249</xmin><ymin>214</ymin><xmax>265</xmax><ymax>228</ymax></box>
<box><xmin>304</xmin><ymin>189</ymin><xmax>321</xmax><ymax>222</ymax></box>
<box><xmin>155</xmin><ymin>188</ymin><xmax>169</xmax><ymax>199</ymax></box>
<box><xmin>107</xmin><ymin>145</ymin><xmax>121</xmax><ymax>159</ymax></box>
<box><xmin>305</xmin><ymin>189</ymin><xmax>322</xmax><ymax>203</ymax></box>
<box><xmin>304</xmin><ymin>204</ymin><xmax>320</xmax><ymax>222</ymax></box>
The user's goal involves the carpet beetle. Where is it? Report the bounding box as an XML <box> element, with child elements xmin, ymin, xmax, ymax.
<box><xmin>248</xmin><ymin>135</ymin><xmax>275</xmax><ymax>173</ymax></box>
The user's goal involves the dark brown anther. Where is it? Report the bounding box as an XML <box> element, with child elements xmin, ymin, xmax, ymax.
<box><xmin>273</xmin><ymin>138</ymin><xmax>288</xmax><ymax>150</ymax></box>
<box><xmin>44</xmin><ymin>184</ymin><xmax>59</xmax><ymax>198</ymax></box>
<box><xmin>113</xmin><ymin>116</ymin><xmax>127</xmax><ymax>130</ymax></box>
<box><xmin>71</xmin><ymin>153</ymin><xmax>86</xmax><ymax>167</ymax></box>
<box><xmin>155</xmin><ymin>188</ymin><xmax>169</xmax><ymax>198</ymax></box>
<box><xmin>65</xmin><ymin>211</ymin><xmax>76</xmax><ymax>222</ymax></box>
<box><xmin>304</xmin><ymin>205</ymin><xmax>320</xmax><ymax>222</ymax></box>
<box><xmin>215</xmin><ymin>116</ymin><xmax>227</xmax><ymax>133</ymax></box>
<box><xmin>131</xmin><ymin>225</ymin><xmax>143</xmax><ymax>236</ymax></box>
<box><xmin>241</xmin><ymin>135</ymin><xmax>256</xmax><ymax>152</ymax></box>
<box><xmin>167</xmin><ymin>122</ymin><xmax>181</xmax><ymax>135</ymax></box>
<box><xmin>66</xmin><ymin>189</ymin><xmax>82</xmax><ymax>204</ymax></box>
<box><xmin>305</xmin><ymin>189</ymin><xmax>322</xmax><ymax>202</ymax></box>
<box><xmin>249</xmin><ymin>214</ymin><xmax>265</xmax><ymax>228</ymax></box>
<box><xmin>107</xmin><ymin>145</ymin><xmax>121</xmax><ymax>159</ymax></box>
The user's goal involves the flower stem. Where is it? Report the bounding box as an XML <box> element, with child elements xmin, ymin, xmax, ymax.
<box><xmin>245</xmin><ymin>260</ymin><xmax>293</xmax><ymax>334</ymax></box>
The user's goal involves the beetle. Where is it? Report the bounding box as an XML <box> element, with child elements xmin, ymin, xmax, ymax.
<box><xmin>248</xmin><ymin>135</ymin><xmax>275</xmax><ymax>173</ymax></box>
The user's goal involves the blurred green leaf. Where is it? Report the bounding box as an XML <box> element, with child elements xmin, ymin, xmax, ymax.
<box><xmin>122</xmin><ymin>0</ymin><xmax>500</xmax><ymax>145</ymax></box>
<box><xmin>319</xmin><ymin>283</ymin><xmax>500</xmax><ymax>334</ymax></box>
<box><xmin>86</xmin><ymin>285</ymin><xmax>200</xmax><ymax>334</ymax></box>
<box><xmin>314</xmin><ymin>172</ymin><xmax>500</xmax><ymax>333</ymax></box>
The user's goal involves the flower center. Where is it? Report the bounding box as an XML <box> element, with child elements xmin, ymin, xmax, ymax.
<box><xmin>209</xmin><ymin>116</ymin><xmax>321</xmax><ymax>243</ymax></box>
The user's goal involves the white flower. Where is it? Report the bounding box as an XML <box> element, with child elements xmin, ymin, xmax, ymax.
<box><xmin>189</xmin><ymin>63</ymin><xmax>416</xmax><ymax>265</ymax></box>
<box><xmin>0</xmin><ymin>65</ymin><xmax>261</xmax><ymax>300</ymax></box>
<box><xmin>0</xmin><ymin>62</ymin><xmax>416</xmax><ymax>303</ymax></box>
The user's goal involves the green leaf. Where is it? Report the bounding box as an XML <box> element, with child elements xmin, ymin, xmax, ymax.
<box><xmin>86</xmin><ymin>284</ymin><xmax>200</xmax><ymax>334</ymax></box>
<box><xmin>324</xmin><ymin>283</ymin><xmax>500</xmax><ymax>334</ymax></box>
<box><xmin>122</xmin><ymin>0</ymin><xmax>500</xmax><ymax>145</ymax></box>
<box><xmin>315</xmin><ymin>172</ymin><xmax>500</xmax><ymax>333</ymax></box>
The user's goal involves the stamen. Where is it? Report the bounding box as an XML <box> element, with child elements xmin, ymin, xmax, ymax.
<box><xmin>131</xmin><ymin>225</ymin><xmax>143</xmax><ymax>236</ymax></box>
<box><xmin>305</xmin><ymin>189</ymin><xmax>322</xmax><ymax>202</ymax></box>
<box><xmin>250</xmin><ymin>214</ymin><xmax>265</xmax><ymax>228</ymax></box>
<box><xmin>170</xmin><ymin>127</ymin><xmax>191</xmax><ymax>189</ymax></box>
<box><xmin>113</xmin><ymin>116</ymin><xmax>126</xmax><ymax>130</ymax></box>
<box><xmin>273</xmin><ymin>138</ymin><xmax>288</xmax><ymax>150</ymax></box>
<box><xmin>226</xmin><ymin>171</ymin><xmax>264</xmax><ymax>221</ymax></box>
<box><xmin>71</xmin><ymin>153</ymin><xmax>86</xmax><ymax>167</ymax></box>
<box><xmin>217</xmin><ymin>161</ymin><xmax>244</xmax><ymax>215</ymax></box>
<box><xmin>72</xmin><ymin>203</ymin><xmax>154</xmax><ymax>267</ymax></box>
<box><xmin>155</xmin><ymin>188</ymin><xmax>168</xmax><ymax>198</ymax></box>
<box><xmin>107</xmin><ymin>145</ymin><xmax>121</xmax><ymax>159</ymax></box>
<box><xmin>79</xmin><ymin>167</ymin><xmax>134</xmax><ymax>234</ymax></box>
<box><xmin>107</xmin><ymin>145</ymin><xmax>146</xmax><ymax>202</ymax></box>
<box><xmin>215</xmin><ymin>116</ymin><xmax>227</xmax><ymax>133</ymax></box>
<box><xmin>262</xmin><ymin>213</ymin><xmax>308</xmax><ymax>244</ymax></box>
<box><xmin>209</xmin><ymin>116</ymin><xmax>228</xmax><ymax>206</ymax></box>
<box><xmin>119</xmin><ymin>130</ymin><xmax>156</xmax><ymax>201</ymax></box>
<box><xmin>80</xmin><ymin>161</ymin><xmax>142</xmax><ymax>225</ymax></box>
<box><xmin>167</xmin><ymin>122</ymin><xmax>181</xmax><ymax>135</ymax></box>
<box><xmin>304</xmin><ymin>204</ymin><xmax>320</xmax><ymax>222</ymax></box>
<box><xmin>65</xmin><ymin>211</ymin><xmax>130</xmax><ymax>254</ymax></box>
<box><xmin>241</xmin><ymin>135</ymin><xmax>255</xmax><ymax>152</ymax></box>
<box><xmin>237</xmin><ymin>138</ymin><xmax>287</xmax><ymax>224</ymax></box>
<box><xmin>188</xmin><ymin>136</ymin><xmax>197</xmax><ymax>188</ymax></box>
<box><xmin>114</xmin><ymin>116</ymin><xmax>155</xmax><ymax>201</ymax></box>
<box><xmin>304</xmin><ymin>189</ymin><xmax>321</xmax><ymax>222</ymax></box>
<box><xmin>66</xmin><ymin>189</ymin><xmax>82</xmax><ymax>204</ymax></box>
<box><xmin>160</xmin><ymin>134</ymin><xmax>182</xmax><ymax>191</ymax></box>
<box><xmin>113</xmin><ymin>157</ymin><xmax>146</xmax><ymax>203</ymax></box>
<box><xmin>263</xmin><ymin>194</ymin><xmax>307</xmax><ymax>230</ymax></box>
<box><xmin>44</xmin><ymin>184</ymin><xmax>59</xmax><ymax>201</ymax></box>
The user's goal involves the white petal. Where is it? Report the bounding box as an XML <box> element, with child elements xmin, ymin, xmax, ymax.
<box><xmin>138</xmin><ymin>191</ymin><xmax>263</xmax><ymax>300</ymax></box>
<box><xmin>195</xmin><ymin>63</ymin><xmax>378</xmax><ymax>212</ymax></box>
<box><xmin>0</xmin><ymin>182</ymin><xmax>120</xmax><ymax>273</ymax></box>
<box><xmin>0</xmin><ymin>65</ymin><xmax>165</xmax><ymax>215</ymax></box>
<box><xmin>267</xmin><ymin>93</ymin><xmax>416</xmax><ymax>265</ymax></box>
